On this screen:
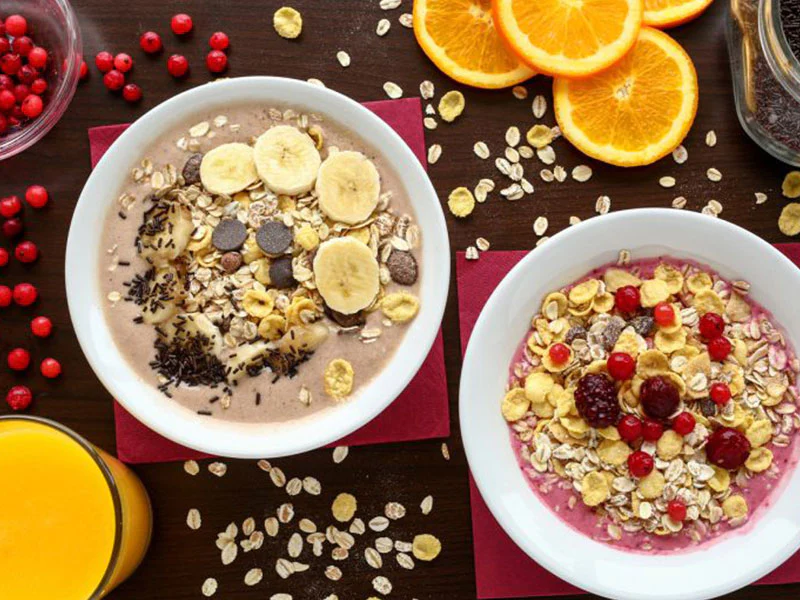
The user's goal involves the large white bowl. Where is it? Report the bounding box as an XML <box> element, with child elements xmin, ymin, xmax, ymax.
<box><xmin>460</xmin><ymin>209</ymin><xmax>800</xmax><ymax>600</ymax></box>
<box><xmin>66</xmin><ymin>77</ymin><xmax>449</xmax><ymax>458</ymax></box>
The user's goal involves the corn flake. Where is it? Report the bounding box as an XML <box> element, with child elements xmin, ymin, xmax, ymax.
<box><xmin>541</xmin><ymin>292</ymin><xmax>568</xmax><ymax>319</ymax></box>
<box><xmin>258</xmin><ymin>314</ymin><xmax>286</xmax><ymax>341</ymax></box>
<box><xmin>782</xmin><ymin>171</ymin><xmax>800</xmax><ymax>198</ymax></box>
<box><xmin>568</xmin><ymin>279</ymin><xmax>600</xmax><ymax>305</ymax></box>
<box><xmin>438</xmin><ymin>90</ymin><xmax>465</xmax><ymax>122</ymax></box>
<box><xmin>654</xmin><ymin>263</ymin><xmax>684</xmax><ymax>294</ymax></box>
<box><xmin>708</xmin><ymin>466</ymin><xmax>731</xmax><ymax>493</ymax></box>
<box><xmin>745</xmin><ymin>447</ymin><xmax>773</xmax><ymax>472</ymax></box>
<box><xmin>243</xmin><ymin>289</ymin><xmax>275</xmax><ymax>318</ymax></box>
<box><xmin>637</xmin><ymin>349</ymin><xmax>669</xmax><ymax>376</ymax></box>
<box><xmin>614</xmin><ymin>330</ymin><xmax>646</xmax><ymax>357</ymax></box>
<box><xmin>597</xmin><ymin>440</ymin><xmax>631</xmax><ymax>466</ymax></box>
<box><xmin>693</xmin><ymin>289</ymin><xmax>725</xmax><ymax>315</ymax></box>
<box><xmin>501</xmin><ymin>388</ymin><xmax>530</xmax><ymax>422</ymax></box>
<box><xmin>655</xmin><ymin>328</ymin><xmax>687</xmax><ymax>353</ymax></box>
<box><xmin>447</xmin><ymin>187</ymin><xmax>475</xmax><ymax>218</ymax></box>
<box><xmin>381</xmin><ymin>292</ymin><xmax>419</xmax><ymax>322</ymax></box>
<box><xmin>526</xmin><ymin>124</ymin><xmax>555</xmax><ymax>149</ymax></box>
<box><xmin>722</xmin><ymin>495</ymin><xmax>748</xmax><ymax>519</ymax></box>
<box><xmin>639</xmin><ymin>279</ymin><xmax>670</xmax><ymax>307</ymax></box>
<box><xmin>686</xmin><ymin>272</ymin><xmax>712</xmax><ymax>293</ymax></box>
<box><xmin>779</xmin><ymin>203</ymin><xmax>800</xmax><ymax>236</ymax></box>
<box><xmin>332</xmin><ymin>493</ymin><xmax>358</xmax><ymax>522</ymax></box>
<box><xmin>295</xmin><ymin>224</ymin><xmax>320</xmax><ymax>250</ymax></box>
<box><xmin>525</xmin><ymin>372</ymin><xmax>555</xmax><ymax>404</ymax></box>
<box><xmin>592</xmin><ymin>292</ymin><xmax>615</xmax><ymax>313</ymax></box>
<box><xmin>273</xmin><ymin>6</ymin><xmax>303</xmax><ymax>39</ymax></box>
<box><xmin>324</xmin><ymin>359</ymin><xmax>355</xmax><ymax>400</ymax></box>
<box><xmin>746</xmin><ymin>419</ymin><xmax>773</xmax><ymax>447</ymax></box>
<box><xmin>603</xmin><ymin>268</ymin><xmax>642</xmax><ymax>292</ymax></box>
<box><xmin>656</xmin><ymin>430</ymin><xmax>683</xmax><ymax>460</ymax></box>
<box><xmin>412</xmin><ymin>534</ymin><xmax>442</xmax><ymax>561</ymax></box>
<box><xmin>581</xmin><ymin>471</ymin><xmax>610</xmax><ymax>507</ymax></box>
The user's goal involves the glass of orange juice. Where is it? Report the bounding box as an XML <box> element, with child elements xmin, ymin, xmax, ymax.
<box><xmin>0</xmin><ymin>415</ymin><xmax>153</xmax><ymax>599</ymax></box>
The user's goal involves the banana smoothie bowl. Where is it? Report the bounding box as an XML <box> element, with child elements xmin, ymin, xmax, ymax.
<box><xmin>66</xmin><ymin>77</ymin><xmax>449</xmax><ymax>458</ymax></box>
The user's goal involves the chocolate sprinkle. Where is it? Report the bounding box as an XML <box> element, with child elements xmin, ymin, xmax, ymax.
<box><xmin>386</xmin><ymin>250</ymin><xmax>418</xmax><ymax>286</ymax></box>
<box><xmin>182</xmin><ymin>153</ymin><xmax>203</xmax><ymax>185</ymax></box>
<box><xmin>212</xmin><ymin>218</ymin><xmax>247</xmax><ymax>252</ymax></box>
<box><xmin>269</xmin><ymin>256</ymin><xmax>297</xmax><ymax>289</ymax></box>
<box><xmin>149</xmin><ymin>320</ymin><xmax>228</xmax><ymax>393</ymax></box>
<box><xmin>256</xmin><ymin>221</ymin><xmax>293</xmax><ymax>256</ymax></box>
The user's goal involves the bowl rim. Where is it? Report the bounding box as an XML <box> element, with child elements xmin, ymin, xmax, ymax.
<box><xmin>65</xmin><ymin>76</ymin><xmax>449</xmax><ymax>458</ymax></box>
<box><xmin>0</xmin><ymin>0</ymin><xmax>83</xmax><ymax>160</ymax></box>
<box><xmin>460</xmin><ymin>208</ymin><xmax>800</xmax><ymax>600</ymax></box>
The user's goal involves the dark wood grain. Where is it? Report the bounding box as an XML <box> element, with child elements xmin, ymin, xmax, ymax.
<box><xmin>0</xmin><ymin>1</ymin><xmax>798</xmax><ymax>598</ymax></box>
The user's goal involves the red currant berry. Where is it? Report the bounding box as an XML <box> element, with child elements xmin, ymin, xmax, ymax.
<box><xmin>167</xmin><ymin>54</ymin><xmax>189</xmax><ymax>77</ymax></box>
<box><xmin>14</xmin><ymin>240</ymin><xmax>38</xmax><ymax>263</ymax></box>
<box><xmin>0</xmin><ymin>74</ymin><xmax>13</xmax><ymax>91</ymax></box>
<box><xmin>654</xmin><ymin>302</ymin><xmax>676</xmax><ymax>326</ymax></box>
<box><xmin>12</xmin><ymin>36</ymin><xmax>33</xmax><ymax>57</ymax></box>
<box><xmin>114</xmin><ymin>53</ymin><xmax>134</xmax><ymax>73</ymax></box>
<box><xmin>627</xmin><ymin>450</ymin><xmax>654</xmax><ymax>478</ymax></box>
<box><xmin>0</xmin><ymin>37</ymin><xmax>8</xmax><ymax>55</ymax></box>
<box><xmin>1</xmin><ymin>53</ymin><xmax>21</xmax><ymax>76</ymax></box>
<box><xmin>122</xmin><ymin>83</ymin><xmax>142</xmax><ymax>103</ymax></box>
<box><xmin>28</xmin><ymin>46</ymin><xmax>48</xmax><ymax>69</ymax></box>
<box><xmin>171</xmin><ymin>13</ymin><xmax>193</xmax><ymax>35</ymax></box>
<box><xmin>617</xmin><ymin>414</ymin><xmax>643</xmax><ymax>442</ymax></box>
<box><xmin>0</xmin><ymin>113</ymin><xmax>6</xmax><ymax>134</ymax></box>
<box><xmin>31</xmin><ymin>316</ymin><xmax>52</xmax><ymax>337</ymax></box>
<box><xmin>0</xmin><ymin>195</ymin><xmax>21</xmax><ymax>218</ymax></box>
<box><xmin>139</xmin><ymin>31</ymin><xmax>163</xmax><ymax>54</ymax></box>
<box><xmin>0</xmin><ymin>247</ymin><xmax>8</xmax><ymax>267</ymax></box>
<box><xmin>2</xmin><ymin>218</ymin><xmax>23</xmax><ymax>238</ymax></box>
<box><xmin>40</xmin><ymin>358</ymin><xmax>61</xmax><ymax>379</ymax></box>
<box><xmin>708</xmin><ymin>336</ymin><xmax>732</xmax><ymax>361</ymax></box>
<box><xmin>95</xmin><ymin>51</ymin><xmax>114</xmax><ymax>73</ymax></box>
<box><xmin>0</xmin><ymin>285</ymin><xmax>11</xmax><ymax>307</ymax></box>
<box><xmin>25</xmin><ymin>184</ymin><xmax>48</xmax><ymax>208</ymax></box>
<box><xmin>607</xmin><ymin>352</ymin><xmax>635</xmax><ymax>380</ymax></box>
<box><xmin>706</xmin><ymin>427</ymin><xmax>751</xmax><ymax>470</ymax></box>
<box><xmin>699</xmin><ymin>312</ymin><xmax>725</xmax><ymax>339</ymax></box>
<box><xmin>16</xmin><ymin>64</ymin><xmax>36</xmax><ymax>85</ymax></box>
<box><xmin>667</xmin><ymin>499</ymin><xmax>687</xmax><ymax>522</ymax></box>
<box><xmin>13</xmin><ymin>282</ymin><xmax>37</xmax><ymax>306</ymax></box>
<box><xmin>0</xmin><ymin>88</ymin><xmax>14</xmax><ymax>111</ymax></box>
<box><xmin>672</xmin><ymin>411</ymin><xmax>696</xmax><ymax>436</ymax></box>
<box><xmin>6</xmin><ymin>385</ymin><xmax>33</xmax><ymax>411</ymax></box>
<box><xmin>709</xmin><ymin>382</ymin><xmax>732</xmax><ymax>405</ymax></box>
<box><xmin>615</xmin><ymin>285</ymin><xmax>641</xmax><ymax>313</ymax></box>
<box><xmin>79</xmin><ymin>60</ymin><xmax>89</xmax><ymax>81</ymax></box>
<box><xmin>13</xmin><ymin>83</ymin><xmax>30</xmax><ymax>103</ymax></box>
<box><xmin>642</xmin><ymin>418</ymin><xmax>664</xmax><ymax>442</ymax></box>
<box><xmin>30</xmin><ymin>78</ymin><xmax>47</xmax><ymax>95</ymax></box>
<box><xmin>21</xmin><ymin>94</ymin><xmax>43</xmax><ymax>118</ymax></box>
<box><xmin>5</xmin><ymin>15</ymin><xmax>28</xmax><ymax>37</ymax></box>
<box><xmin>7</xmin><ymin>347</ymin><xmax>30</xmax><ymax>371</ymax></box>
<box><xmin>548</xmin><ymin>343</ymin><xmax>570</xmax><ymax>365</ymax></box>
<box><xmin>209</xmin><ymin>31</ymin><xmax>230</xmax><ymax>50</ymax></box>
<box><xmin>206</xmin><ymin>50</ymin><xmax>227</xmax><ymax>73</ymax></box>
<box><xmin>103</xmin><ymin>69</ymin><xmax>125</xmax><ymax>91</ymax></box>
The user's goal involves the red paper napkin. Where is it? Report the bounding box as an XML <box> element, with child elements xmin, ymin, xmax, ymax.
<box><xmin>457</xmin><ymin>246</ymin><xmax>800</xmax><ymax>599</ymax></box>
<box><xmin>89</xmin><ymin>97</ymin><xmax>449</xmax><ymax>464</ymax></box>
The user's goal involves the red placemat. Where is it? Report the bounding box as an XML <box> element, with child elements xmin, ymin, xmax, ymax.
<box><xmin>457</xmin><ymin>245</ymin><xmax>800</xmax><ymax>599</ymax></box>
<box><xmin>89</xmin><ymin>97</ymin><xmax>449</xmax><ymax>464</ymax></box>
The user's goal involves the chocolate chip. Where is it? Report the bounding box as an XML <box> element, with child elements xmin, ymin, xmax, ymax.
<box><xmin>565</xmin><ymin>326</ymin><xmax>587</xmax><ymax>344</ymax></box>
<box><xmin>256</xmin><ymin>221</ymin><xmax>293</xmax><ymax>256</ymax></box>
<box><xmin>220</xmin><ymin>251</ymin><xmax>243</xmax><ymax>273</ymax></box>
<box><xmin>182</xmin><ymin>153</ymin><xmax>203</xmax><ymax>185</ymax></box>
<box><xmin>630</xmin><ymin>315</ymin><xmax>655</xmax><ymax>337</ymax></box>
<box><xmin>386</xmin><ymin>251</ymin><xmax>418</xmax><ymax>286</ymax></box>
<box><xmin>269</xmin><ymin>256</ymin><xmax>296</xmax><ymax>289</ymax></box>
<box><xmin>325</xmin><ymin>305</ymin><xmax>366</xmax><ymax>328</ymax></box>
<box><xmin>212</xmin><ymin>218</ymin><xmax>247</xmax><ymax>252</ymax></box>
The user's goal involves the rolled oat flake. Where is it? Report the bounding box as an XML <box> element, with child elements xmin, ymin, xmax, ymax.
<box><xmin>212</xmin><ymin>218</ymin><xmax>248</xmax><ymax>252</ymax></box>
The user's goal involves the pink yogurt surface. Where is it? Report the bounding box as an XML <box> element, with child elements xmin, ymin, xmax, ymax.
<box><xmin>507</xmin><ymin>256</ymin><xmax>800</xmax><ymax>553</ymax></box>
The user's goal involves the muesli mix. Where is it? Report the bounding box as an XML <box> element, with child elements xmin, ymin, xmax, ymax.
<box><xmin>501</xmin><ymin>252</ymin><xmax>800</xmax><ymax>551</ymax></box>
<box><xmin>101</xmin><ymin>106</ymin><xmax>422</xmax><ymax>421</ymax></box>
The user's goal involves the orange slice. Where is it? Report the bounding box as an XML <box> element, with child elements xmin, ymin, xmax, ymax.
<box><xmin>493</xmin><ymin>0</ymin><xmax>644</xmax><ymax>78</ymax></box>
<box><xmin>413</xmin><ymin>0</ymin><xmax>536</xmax><ymax>89</ymax></box>
<box><xmin>553</xmin><ymin>27</ymin><xmax>698</xmax><ymax>167</ymax></box>
<box><xmin>643</xmin><ymin>0</ymin><xmax>714</xmax><ymax>28</ymax></box>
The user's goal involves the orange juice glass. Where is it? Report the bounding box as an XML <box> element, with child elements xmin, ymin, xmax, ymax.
<box><xmin>0</xmin><ymin>415</ymin><xmax>153</xmax><ymax>599</ymax></box>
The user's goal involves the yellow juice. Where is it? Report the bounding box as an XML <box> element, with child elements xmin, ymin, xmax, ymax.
<box><xmin>0</xmin><ymin>417</ymin><xmax>152</xmax><ymax>599</ymax></box>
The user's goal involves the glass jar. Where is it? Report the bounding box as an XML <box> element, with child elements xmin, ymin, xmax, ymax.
<box><xmin>727</xmin><ymin>0</ymin><xmax>800</xmax><ymax>166</ymax></box>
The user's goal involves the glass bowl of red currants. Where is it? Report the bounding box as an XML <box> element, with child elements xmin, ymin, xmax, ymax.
<box><xmin>0</xmin><ymin>0</ymin><xmax>82</xmax><ymax>160</ymax></box>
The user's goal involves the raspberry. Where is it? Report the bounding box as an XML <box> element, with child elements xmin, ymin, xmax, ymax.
<box><xmin>699</xmin><ymin>312</ymin><xmax>725</xmax><ymax>339</ymax></box>
<box><xmin>672</xmin><ymin>411</ymin><xmax>696</xmax><ymax>436</ymax></box>
<box><xmin>627</xmin><ymin>450</ymin><xmax>654</xmax><ymax>478</ymax></box>
<box><xmin>140</xmin><ymin>31</ymin><xmax>163</xmax><ymax>54</ymax></box>
<box><xmin>171</xmin><ymin>13</ymin><xmax>193</xmax><ymax>35</ymax></box>
<box><xmin>607</xmin><ymin>352</ymin><xmax>635</xmax><ymax>380</ymax></box>
<box><xmin>617</xmin><ymin>414</ymin><xmax>642</xmax><ymax>442</ymax></box>
<box><xmin>7</xmin><ymin>347</ymin><xmax>30</xmax><ymax>371</ymax></box>
<box><xmin>41</xmin><ymin>358</ymin><xmax>61</xmax><ymax>378</ymax></box>
<box><xmin>642</xmin><ymin>418</ymin><xmax>664</xmax><ymax>442</ymax></box>
<box><xmin>6</xmin><ymin>385</ymin><xmax>32</xmax><ymax>411</ymax></box>
<box><xmin>640</xmin><ymin>376</ymin><xmax>680</xmax><ymax>420</ymax></box>
<box><xmin>706</xmin><ymin>427</ymin><xmax>751</xmax><ymax>470</ymax></box>
<box><xmin>667</xmin><ymin>499</ymin><xmax>687</xmax><ymax>522</ymax></box>
<box><xmin>654</xmin><ymin>302</ymin><xmax>676</xmax><ymax>326</ymax></box>
<box><xmin>209</xmin><ymin>31</ymin><xmax>230</xmax><ymax>50</ymax></box>
<box><xmin>167</xmin><ymin>54</ymin><xmax>189</xmax><ymax>78</ymax></box>
<box><xmin>548</xmin><ymin>343</ymin><xmax>570</xmax><ymax>365</ymax></box>
<box><xmin>615</xmin><ymin>285</ymin><xmax>640</xmax><ymax>313</ymax></box>
<box><xmin>574</xmin><ymin>373</ymin><xmax>620</xmax><ymax>428</ymax></box>
<box><xmin>708</xmin><ymin>336</ymin><xmax>732</xmax><ymax>361</ymax></box>
<box><xmin>31</xmin><ymin>316</ymin><xmax>52</xmax><ymax>337</ymax></box>
<box><xmin>710</xmin><ymin>382</ymin><xmax>731</xmax><ymax>405</ymax></box>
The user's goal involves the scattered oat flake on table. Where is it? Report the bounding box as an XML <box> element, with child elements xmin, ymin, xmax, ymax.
<box><xmin>271</xmin><ymin>467</ymin><xmax>287</xmax><ymax>487</ymax></box>
<box><xmin>336</xmin><ymin>51</ymin><xmax>351</xmax><ymax>67</ymax></box>
<box><xmin>438</xmin><ymin>90</ymin><xmax>465</xmax><ymax>122</ymax></box>
<box><xmin>373</xmin><ymin>575</ymin><xmax>393</xmax><ymax>594</ymax></box>
<box><xmin>707</xmin><ymin>167</ymin><xmax>722</xmax><ymax>182</ymax></box>
<box><xmin>779</xmin><ymin>203</ymin><xmax>800</xmax><ymax>236</ymax></box>
<box><xmin>307</xmin><ymin>77</ymin><xmax>325</xmax><ymax>87</ymax></box>
<box><xmin>257</xmin><ymin>459</ymin><xmax>272</xmax><ymax>472</ymax></box>
<box><xmin>419</xmin><ymin>80</ymin><xmax>434</xmax><ymax>99</ymax></box>
<box><xmin>596</xmin><ymin>195</ymin><xmax>611</xmax><ymax>214</ymax></box>
<box><xmin>783</xmin><ymin>172</ymin><xmax>800</xmax><ymax>198</ymax></box>
<box><xmin>672</xmin><ymin>145</ymin><xmax>688</xmax><ymax>164</ymax></box>
<box><xmin>420</xmin><ymin>494</ymin><xmax>434</xmax><ymax>515</ymax></box>
<box><xmin>186</xmin><ymin>508</ymin><xmax>202</xmax><ymax>530</ymax></box>
<box><xmin>465</xmin><ymin>246</ymin><xmax>479</xmax><ymax>260</ymax></box>
<box><xmin>705</xmin><ymin>130</ymin><xmax>717</xmax><ymax>147</ymax></box>
<box><xmin>427</xmin><ymin>143</ymin><xmax>442</xmax><ymax>164</ymax></box>
<box><xmin>365</xmin><ymin>546</ymin><xmax>383</xmax><ymax>568</ymax></box>
<box><xmin>380</xmin><ymin>0</ymin><xmax>402</xmax><ymax>8</ymax></box>
<box><xmin>286</xmin><ymin>477</ymin><xmax>302</xmax><ymax>496</ymax></box>
<box><xmin>184</xmin><ymin>460</ymin><xmax>199</xmax><ymax>475</ymax></box>
<box><xmin>271</xmin><ymin>595</ymin><xmax>292</xmax><ymax>600</ymax></box>
<box><xmin>273</xmin><ymin>7</ymin><xmax>303</xmax><ymax>39</ymax></box>
<box><xmin>385</xmin><ymin>502</ymin><xmax>407</xmax><ymax>520</ymax></box>
<box><xmin>532</xmin><ymin>95</ymin><xmax>547</xmax><ymax>118</ymax></box>
<box><xmin>659</xmin><ymin>176</ymin><xmax>676</xmax><ymax>188</ymax></box>
<box><xmin>332</xmin><ymin>445</ymin><xmax>349</xmax><ymax>463</ymax></box>
<box><xmin>397</xmin><ymin>552</ymin><xmax>415</xmax><ymax>569</ymax></box>
<box><xmin>672</xmin><ymin>196</ymin><xmax>687</xmax><ymax>209</ymax></box>
<box><xmin>277</xmin><ymin>503</ymin><xmax>295</xmax><ymax>523</ymax></box>
<box><xmin>553</xmin><ymin>165</ymin><xmax>567</xmax><ymax>182</ymax></box>
<box><xmin>512</xmin><ymin>85</ymin><xmax>528</xmax><ymax>99</ymax></box>
<box><xmin>473</xmin><ymin>141</ymin><xmax>490</xmax><ymax>159</ymax></box>
<box><xmin>476</xmin><ymin>237</ymin><xmax>490</xmax><ymax>251</ymax></box>
<box><xmin>441</xmin><ymin>442</ymin><xmax>451</xmax><ymax>460</ymax></box>
<box><xmin>325</xmin><ymin>565</ymin><xmax>343</xmax><ymax>581</ymax></box>
<box><xmin>375</xmin><ymin>536</ymin><xmax>393</xmax><ymax>553</ymax></box>
<box><xmin>448</xmin><ymin>187</ymin><xmax>476</xmax><ymax>218</ymax></box>
<box><xmin>505</xmin><ymin>126</ymin><xmax>521</xmax><ymax>147</ymax></box>
<box><xmin>369</xmin><ymin>516</ymin><xmax>390</xmax><ymax>531</ymax></box>
<box><xmin>399</xmin><ymin>12</ymin><xmax>413</xmax><ymax>27</ymax></box>
<box><xmin>221</xmin><ymin>541</ymin><xmax>237</xmax><ymax>565</ymax></box>
<box><xmin>755</xmin><ymin>192</ymin><xmax>768</xmax><ymax>204</ymax></box>
<box><xmin>569</xmin><ymin>215</ymin><xmax>581</xmax><ymax>225</ymax></box>
<box><xmin>383</xmin><ymin>81</ymin><xmax>403</xmax><ymax>99</ymax></box>
<box><xmin>303</xmin><ymin>476</ymin><xmax>322</xmax><ymax>495</ymax></box>
<box><xmin>376</xmin><ymin>18</ymin><xmax>391</xmax><ymax>35</ymax></box>
<box><xmin>572</xmin><ymin>165</ymin><xmax>592</xmax><ymax>182</ymax></box>
<box><xmin>423</xmin><ymin>117</ymin><xmax>437</xmax><ymax>130</ymax></box>
<box><xmin>533</xmin><ymin>216</ymin><xmax>549</xmax><ymax>236</ymax></box>
<box><xmin>208</xmin><ymin>462</ymin><xmax>227</xmax><ymax>477</ymax></box>
<box><xmin>244</xmin><ymin>568</ymin><xmax>263</xmax><ymax>586</ymax></box>
<box><xmin>537</xmin><ymin>145</ymin><xmax>556</xmax><ymax>164</ymax></box>
<box><xmin>265</xmin><ymin>517</ymin><xmax>280</xmax><ymax>536</ymax></box>
<box><xmin>201</xmin><ymin>578</ymin><xmax>218</xmax><ymax>597</ymax></box>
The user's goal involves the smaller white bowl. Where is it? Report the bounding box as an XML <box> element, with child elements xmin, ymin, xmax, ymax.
<box><xmin>460</xmin><ymin>209</ymin><xmax>800</xmax><ymax>600</ymax></box>
<box><xmin>66</xmin><ymin>77</ymin><xmax>449</xmax><ymax>458</ymax></box>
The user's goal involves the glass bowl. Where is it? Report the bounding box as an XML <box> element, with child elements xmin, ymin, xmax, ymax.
<box><xmin>0</xmin><ymin>0</ymin><xmax>82</xmax><ymax>161</ymax></box>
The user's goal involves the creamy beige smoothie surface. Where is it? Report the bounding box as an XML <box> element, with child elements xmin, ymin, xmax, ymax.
<box><xmin>100</xmin><ymin>104</ymin><xmax>422</xmax><ymax>423</ymax></box>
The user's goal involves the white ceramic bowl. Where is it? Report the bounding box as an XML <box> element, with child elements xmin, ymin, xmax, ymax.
<box><xmin>66</xmin><ymin>77</ymin><xmax>449</xmax><ymax>458</ymax></box>
<box><xmin>460</xmin><ymin>209</ymin><xmax>800</xmax><ymax>600</ymax></box>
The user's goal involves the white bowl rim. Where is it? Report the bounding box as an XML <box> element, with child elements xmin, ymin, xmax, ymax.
<box><xmin>460</xmin><ymin>208</ymin><xmax>800</xmax><ymax>600</ymax></box>
<box><xmin>66</xmin><ymin>76</ymin><xmax>449</xmax><ymax>458</ymax></box>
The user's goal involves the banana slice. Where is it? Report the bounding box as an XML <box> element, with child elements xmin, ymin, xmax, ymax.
<box><xmin>277</xmin><ymin>323</ymin><xmax>330</xmax><ymax>356</ymax></box>
<box><xmin>141</xmin><ymin>266</ymin><xmax>184</xmax><ymax>325</ymax></box>
<box><xmin>316</xmin><ymin>151</ymin><xmax>380</xmax><ymax>225</ymax></box>
<box><xmin>313</xmin><ymin>237</ymin><xmax>379</xmax><ymax>314</ymax></box>
<box><xmin>227</xmin><ymin>341</ymin><xmax>271</xmax><ymax>381</ymax></box>
<box><xmin>160</xmin><ymin>313</ymin><xmax>224</xmax><ymax>358</ymax></box>
<box><xmin>138</xmin><ymin>201</ymin><xmax>194</xmax><ymax>265</ymax></box>
<box><xmin>253</xmin><ymin>125</ymin><xmax>321</xmax><ymax>195</ymax></box>
<box><xmin>200</xmin><ymin>142</ymin><xmax>259</xmax><ymax>196</ymax></box>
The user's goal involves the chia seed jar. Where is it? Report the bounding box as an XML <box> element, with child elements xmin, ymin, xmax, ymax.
<box><xmin>727</xmin><ymin>0</ymin><xmax>800</xmax><ymax>165</ymax></box>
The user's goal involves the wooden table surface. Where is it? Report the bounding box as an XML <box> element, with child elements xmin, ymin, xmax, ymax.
<box><xmin>1</xmin><ymin>1</ymin><xmax>798</xmax><ymax>598</ymax></box>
